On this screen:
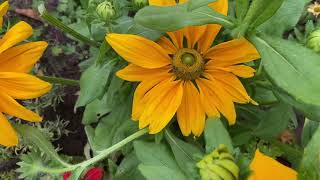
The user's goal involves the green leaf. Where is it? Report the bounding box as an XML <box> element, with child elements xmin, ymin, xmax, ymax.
<box><xmin>301</xmin><ymin>119</ymin><xmax>319</xmax><ymax>147</ymax></box>
<box><xmin>164</xmin><ymin>130</ymin><xmax>203</xmax><ymax>179</ymax></box>
<box><xmin>253</xmin><ymin>104</ymin><xmax>293</xmax><ymax>139</ymax></box>
<box><xmin>187</xmin><ymin>0</ymin><xmax>216</xmax><ymax>11</ymax></box>
<box><xmin>258</xmin><ymin>0</ymin><xmax>305</xmax><ymax>37</ymax></box>
<box><xmin>114</xmin><ymin>152</ymin><xmax>145</xmax><ymax>180</ymax></box>
<box><xmin>75</xmin><ymin>60</ymin><xmax>116</xmax><ymax>108</ymax></box>
<box><xmin>298</xmin><ymin>126</ymin><xmax>320</xmax><ymax>179</ymax></box>
<box><xmin>204</xmin><ymin>118</ymin><xmax>233</xmax><ymax>153</ymax></box>
<box><xmin>135</xmin><ymin>4</ymin><xmax>234</xmax><ymax>32</ymax></box>
<box><xmin>250</xmin><ymin>34</ymin><xmax>320</xmax><ymax>108</ymax></box>
<box><xmin>138</xmin><ymin>165</ymin><xmax>186</xmax><ymax>180</ymax></box>
<box><xmin>82</xmin><ymin>94</ymin><xmax>111</xmax><ymax>125</ymax></box>
<box><xmin>235</xmin><ymin>0</ymin><xmax>249</xmax><ymax>21</ymax></box>
<box><xmin>15</xmin><ymin>124</ymin><xmax>70</xmax><ymax>167</ymax></box>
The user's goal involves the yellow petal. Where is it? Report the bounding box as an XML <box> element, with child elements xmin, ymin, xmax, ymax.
<box><xmin>148</xmin><ymin>0</ymin><xmax>176</xmax><ymax>6</ymax></box>
<box><xmin>205</xmin><ymin>38</ymin><xmax>260</xmax><ymax>66</ymax></box>
<box><xmin>157</xmin><ymin>36</ymin><xmax>178</xmax><ymax>54</ymax></box>
<box><xmin>139</xmin><ymin>78</ymin><xmax>183</xmax><ymax>133</ymax></box>
<box><xmin>116</xmin><ymin>64</ymin><xmax>171</xmax><ymax>82</ymax></box>
<box><xmin>196</xmin><ymin>77</ymin><xmax>236</xmax><ymax>125</ymax></box>
<box><xmin>206</xmin><ymin>70</ymin><xmax>251</xmax><ymax>104</ymax></box>
<box><xmin>0</xmin><ymin>72</ymin><xmax>52</xmax><ymax>100</ymax></box>
<box><xmin>198</xmin><ymin>0</ymin><xmax>229</xmax><ymax>54</ymax></box>
<box><xmin>249</xmin><ymin>150</ymin><xmax>297</xmax><ymax>180</ymax></box>
<box><xmin>177</xmin><ymin>81</ymin><xmax>206</xmax><ymax>136</ymax></box>
<box><xmin>0</xmin><ymin>112</ymin><xmax>18</xmax><ymax>147</ymax></box>
<box><xmin>0</xmin><ymin>1</ymin><xmax>9</xmax><ymax>28</ymax></box>
<box><xmin>167</xmin><ymin>29</ymin><xmax>184</xmax><ymax>49</ymax></box>
<box><xmin>0</xmin><ymin>41</ymin><xmax>48</xmax><ymax>73</ymax></box>
<box><xmin>222</xmin><ymin>65</ymin><xmax>256</xmax><ymax>78</ymax></box>
<box><xmin>106</xmin><ymin>33</ymin><xmax>171</xmax><ymax>69</ymax></box>
<box><xmin>184</xmin><ymin>26</ymin><xmax>207</xmax><ymax>49</ymax></box>
<box><xmin>132</xmin><ymin>75</ymin><xmax>172</xmax><ymax>121</ymax></box>
<box><xmin>0</xmin><ymin>91</ymin><xmax>42</xmax><ymax>122</ymax></box>
<box><xmin>0</xmin><ymin>21</ymin><xmax>33</xmax><ymax>54</ymax></box>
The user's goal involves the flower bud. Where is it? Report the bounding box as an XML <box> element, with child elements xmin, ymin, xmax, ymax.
<box><xmin>307</xmin><ymin>28</ymin><xmax>320</xmax><ymax>53</ymax></box>
<box><xmin>96</xmin><ymin>1</ymin><xmax>115</xmax><ymax>21</ymax></box>
<box><xmin>197</xmin><ymin>145</ymin><xmax>239</xmax><ymax>180</ymax></box>
<box><xmin>133</xmin><ymin>0</ymin><xmax>148</xmax><ymax>9</ymax></box>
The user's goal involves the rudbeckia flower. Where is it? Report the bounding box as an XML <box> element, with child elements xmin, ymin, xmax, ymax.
<box><xmin>249</xmin><ymin>150</ymin><xmax>297</xmax><ymax>180</ymax></box>
<box><xmin>0</xmin><ymin>7</ymin><xmax>51</xmax><ymax>146</ymax></box>
<box><xmin>106</xmin><ymin>0</ymin><xmax>260</xmax><ymax>136</ymax></box>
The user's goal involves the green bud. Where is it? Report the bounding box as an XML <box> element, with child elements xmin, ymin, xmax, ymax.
<box><xmin>133</xmin><ymin>0</ymin><xmax>148</xmax><ymax>9</ymax></box>
<box><xmin>96</xmin><ymin>1</ymin><xmax>115</xmax><ymax>21</ymax></box>
<box><xmin>197</xmin><ymin>145</ymin><xmax>239</xmax><ymax>180</ymax></box>
<box><xmin>307</xmin><ymin>28</ymin><xmax>320</xmax><ymax>53</ymax></box>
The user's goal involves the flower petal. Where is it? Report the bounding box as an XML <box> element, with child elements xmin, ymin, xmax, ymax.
<box><xmin>157</xmin><ymin>36</ymin><xmax>178</xmax><ymax>54</ymax></box>
<box><xmin>0</xmin><ymin>91</ymin><xmax>42</xmax><ymax>122</ymax></box>
<box><xmin>0</xmin><ymin>72</ymin><xmax>52</xmax><ymax>100</ymax></box>
<box><xmin>177</xmin><ymin>81</ymin><xmax>206</xmax><ymax>136</ymax></box>
<box><xmin>205</xmin><ymin>38</ymin><xmax>260</xmax><ymax>66</ymax></box>
<box><xmin>0</xmin><ymin>21</ymin><xmax>33</xmax><ymax>54</ymax></box>
<box><xmin>148</xmin><ymin>0</ymin><xmax>176</xmax><ymax>6</ymax></box>
<box><xmin>139</xmin><ymin>79</ymin><xmax>183</xmax><ymax>133</ymax></box>
<box><xmin>0</xmin><ymin>112</ymin><xmax>18</xmax><ymax>147</ymax></box>
<box><xmin>184</xmin><ymin>26</ymin><xmax>207</xmax><ymax>49</ymax></box>
<box><xmin>0</xmin><ymin>1</ymin><xmax>9</xmax><ymax>28</ymax></box>
<box><xmin>167</xmin><ymin>29</ymin><xmax>184</xmax><ymax>49</ymax></box>
<box><xmin>0</xmin><ymin>42</ymin><xmax>48</xmax><ymax>73</ymax></box>
<box><xmin>249</xmin><ymin>150</ymin><xmax>297</xmax><ymax>180</ymax></box>
<box><xmin>116</xmin><ymin>64</ymin><xmax>171</xmax><ymax>82</ymax></box>
<box><xmin>206</xmin><ymin>71</ymin><xmax>252</xmax><ymax>104</ymax></box>
<box><xmin>196</xmin><ymin>78</ymin><xmax>236</xmax><ymax>125</ymax></box>
<box><xmin>106</xmin><ymin>33</ymin><xmax>171</xmax><ymax>68</ymax></box>
<box><xmin>198</xmin><ymin>0</ymin><xmax>229</xmax><ymax>54</ymax></box>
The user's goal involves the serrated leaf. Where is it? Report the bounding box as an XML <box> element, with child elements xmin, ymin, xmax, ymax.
<box><xmin>14</xmin><ymin>124</ymin><xmax>70</xmax><ymax>167</ymax></box>
<box><xmin>164</xmin><ymin>130</ymin><xmax>203</xmax><ymax>179</ymax></box>
<box><xmin>204</xmin><ymin>118</ymin><xmax>233</xmax><ymax>153</ymax></box>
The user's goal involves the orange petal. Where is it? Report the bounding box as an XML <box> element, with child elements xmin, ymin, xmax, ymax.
<box><xmin>148</xmin><ymin>0</ymin><xmax>176</xmax><ymax>6</ymax></box>
<box><xmin>157</xmin><ymin>36</ymin><xmax>178</xmax><ymax>54</ymax></box>
<box><xmin>0</xmin><ymin>91</ymin><xmax>42</xmax><ymax>122</ymax></box>
<box><xmin>0</xmin><ymin>21</ymin><xmax>33</xmax><ymax>54</ymax></box>
<box><xmin>249</xmin><ymin>150</ymin><xmax>297</xmax><ymax>180</ymax></box>
<box><xmin>177</xmin><ymin>81</ymin><xmax>206</xmax><ymax>136</ymax></box>
<box><xmin>0</xmin><ymin>112</ymin><xmax>18</xmax><ymax>147</ymax></box>
<box><xmin>106</xmin><ymin>33</ymin><xmax>171</xmax><ymax>68</ymax></box>
<box><xmin>196</xmin><ymin>77</ymin><xmax>236</xmax><ymax>125</ymax></box>
<box><xmin>139</xmin><ymin>78</ymin><xmax>183</xmax><ymax>133</ymax></box>
<box><xmin>0</xmin><ymin>1</ymin><xmax>9</xmax><ymax>28</ymax></box>
<box><xmin>167</xmin><ymin>29</ymin><xmax>184</xmax><ymax>49</ymax></box>
<box><xmin>116</xmin><ymin>64</ymin><xmax>171</xmax><ymax>82</ymax></box>
<box><xmin>205</xmin><ymin>38</ymin><xmax>260</xmax><ymax>66</ymax></box>
<box><xmin>184</xmin><ymin>26</ymin><xmax>207</xmax><ymax>49</ymax></box>
<box><xmin>0</xmin><ymin>42</ymin><xmax>48</xmax><ymax>73</ymax></box>
<box><xmin>0</xmin><ymin>72</ymin><xmax>52</xmax><ymax>100</ymax></box>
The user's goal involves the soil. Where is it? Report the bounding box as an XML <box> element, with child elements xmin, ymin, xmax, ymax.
<box><xmin>8</xmin><ymin>0</ymin><xmax>87</xmax><ymax>156</ymax></box>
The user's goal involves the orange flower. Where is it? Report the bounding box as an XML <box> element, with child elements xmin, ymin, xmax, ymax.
<box><xmin>106</xmin><ymin>0</ymin><xmax>260</xmax><ymax>136</ymax></box>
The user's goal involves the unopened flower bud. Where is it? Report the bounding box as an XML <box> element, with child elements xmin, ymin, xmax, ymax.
<box><xmin>307</xmin><ymin>28</ymin><xmax>320</xmax><ymax>53</ymax></box>
<box><xmin>96</xmin><ymin>1</ymin><xmax>115</xmax><ymax>21</ymax></box>
<box><xmin>197</xmin><ymin>145</ymin><xmax>239</xmax><ymax>180</ymax></box>
<box><xmin>133</xmin><ymin>0</ymin><xmax>148</xmax><ymax>9</ymax></box>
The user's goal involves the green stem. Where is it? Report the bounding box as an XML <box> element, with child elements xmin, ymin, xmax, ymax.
<box><xmin>40</xmin><ymin>128</ymin><xmax>148</xmax><ymax>174</ymax></box>
<box><xmin>38</xmin><ymin>4</ymin><xmax>100</xmax><ymax>47</ymax></box>
<box><xmin>37</xmin><ymin>75</ymin><xmax>79</xmax><ymax>86</ymax></box>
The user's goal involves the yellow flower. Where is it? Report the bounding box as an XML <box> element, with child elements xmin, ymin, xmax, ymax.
<box><xmin>0</xmin><ymin>20</ymin><xmax>52</xmax><ymax>147</ymax></box>
<box><xmin>0</xmin><ymin>1</ymin><xmax>9</xmax><ymax>28</ymax></box>
<box><xmin>106</xmin><ymin>0</ymin><xmax>260</xmax><ymax>136</ymax></box>
<box><xmin>249</xmin><ymin>150</ymin><xmax>297</xmax><ymax>180</ymax></box>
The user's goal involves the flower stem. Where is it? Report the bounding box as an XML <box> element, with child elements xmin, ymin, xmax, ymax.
<box><xmin>37</xmin><ymin>75</ymin><xmax>79</xmax><ymax>86</ymax></box>
<box><xmin>38</xmin><ymin>4</ymin><xmax>100</xmax><ymax>47</ymax></box>
<box><xmin>39</xmin><ymin>128</ymin><xmax>148</xmax><ymax>174</ymax></box>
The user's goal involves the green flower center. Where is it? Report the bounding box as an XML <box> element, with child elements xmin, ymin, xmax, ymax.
<box><xmin>172</xmin><ymin>48</ymin><xmax>204</xmax><ymax>80</ymax></box>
